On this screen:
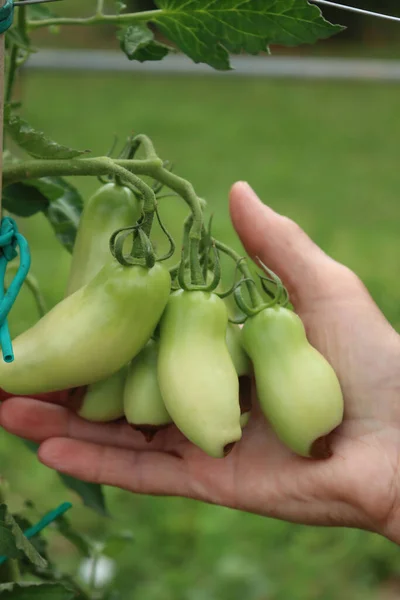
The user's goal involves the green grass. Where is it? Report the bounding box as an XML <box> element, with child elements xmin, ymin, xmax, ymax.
<box><xmin>2</xmin><ymin>71</ymin><xmax>400</xmax><ymax>599</ymax></box>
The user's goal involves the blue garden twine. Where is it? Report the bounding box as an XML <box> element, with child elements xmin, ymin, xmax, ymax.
<box><xmin>0</xmin><ymin>217</ymin><xmax>31</xmax><ymax>363</ymax></box>
<box><xmin>0</xmin><ymin>0</ymin><xmax>14</xmax><ymax>34</ymax></box>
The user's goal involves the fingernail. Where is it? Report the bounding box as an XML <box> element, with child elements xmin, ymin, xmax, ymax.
<box><xmin>234</xmin><ymin>182</ymin><xmax>279</xmax><ymax>215</ymax></box>
<box><xmin>235</xmin><ymin>181</ymin><xmax>260</xmax><ymax>199</ymax></box>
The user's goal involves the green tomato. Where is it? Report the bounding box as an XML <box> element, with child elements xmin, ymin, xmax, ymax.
<box><xmin>242</xmin><ymin>306</ymin><xmax>344</xmax><ymax>458</ymax></box>
<box><xmin>158</xmin><ymin>290</ymin><xmax>242</xmax><ymax>459</ymax></box>
<box><xmin>225</xmin><ymin>323</ymin><xmax>251</xmax><ymax>377</ymax></box>
<box><xmin>0</xmin><ymin>261</ymin><xmax>171</xmax><ymax>395</ymax></box>
<box><xmin>66</xmin><ymin>183</ymin><xmax>142</xmax><ymax>296</ymax></box>
<box><xmin>240</xmin><ymin>412</ymin><xmax>250</xmax><ymax>428</ymax></box>
<box><xmin>225</xmin><ymin>324</ymin><xmax>252</xmax><ymax>429</ymax></box>
<box><xmin>124</xmin><ymin>340</ymin><xmax>172</xmax><ymax>441</ymax></box>
<box><xmin>65</xmin><ymin>183</ymin><xmax>141</xmax><ymax>422</ymax></box>
<box><xmin>78</xmin><ymin>366</ymin><xmax>128</xmax><ymax>422</ymax></box>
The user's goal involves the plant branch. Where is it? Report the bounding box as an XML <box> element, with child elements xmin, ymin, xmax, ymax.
<box><xmin>6</xmin><ymin>2</ymin><xmax>28</xmax><ymax>102</ymax></box>
<box><xmin>3</xmin><ymin>154</ymin><xmax>206</xmax><ymax>283</ymax></box>
<box><xmin>6</xmin><ymin>267</ymin><xmax>46</xmax><ymax>317</ymax></box>
<box><xmin>96</xmin><ymin>0</ymin><xmax>105</xmax><ymax>17</ymax></box>
<box><xmin>5</xmin><ymin>46</ymin><xmax>18</xmax><ymax>104</ymax></box>
<box><xmin>2</xmin><ymin>157</ymin><xmax>163</xmax><ymax>186</ymax></box>
<box><xmin>27</xmin><ymin>10</ymin><xmax>162</xmax><ymax>30</ymax></box>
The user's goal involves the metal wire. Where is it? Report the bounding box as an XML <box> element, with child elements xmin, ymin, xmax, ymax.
<box><xmin>14</xmin><ymin>0</ymin><xmax>63</xmax><ymax>5</ymax></box>
<box><xmin>312</xmin><ymin>0</ymin><xmax>400</xmax><ymax>23</ymax></box>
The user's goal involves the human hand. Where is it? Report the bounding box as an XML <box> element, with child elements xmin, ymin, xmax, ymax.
<box><xmin>2</xmin><ymin>182</ymin><xmax>400</xmax><ymax>543</ymax></box>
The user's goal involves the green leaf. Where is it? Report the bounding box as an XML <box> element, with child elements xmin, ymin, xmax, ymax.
<box><xmin>0</xmin><ymin>504</ymin><xmax>47</xmax><ymax>569</ymax></box>
<box><xmin>102</xmin><ymin>531</ymin><xmax>134</xmax><ymax>559</ymax></box>
<box><xmin>3</xmin><ymin>181</ymin><xmax>49</xmax><ymax>217</ymax></box>
<box><xmin>6</xmin><ymin>28</ymin><xmax>32</xmax><ymax>51</ymax></box>
<box><xmin>13</xmin><ymin>511</ymin><xmax>83</xmax><ymax>590</ymax></box>
<box><xmin>118</xmin><ymin>24</ymin><xmax>171</xmax><ymax>62</ymax></box>
<box><xmin>4</xmin><ymin>108</ymin><xmax>88</xmax><ymax>160</ymax></box>
<box><xmin>151</xmin><ymin>0</ymin><xmax>344</xmax><ymax>70</ymax></box>
<box><xmin>116</xmin><ymin>1</ymin><xmax>127</xmax><ymax>15</ymax></box>
<box><xmin>27</xmin><ymin>5</ymin><xmax>56</xmax><ymax>21</ymax></box>
<box><xmin>33</xmin><ymin>177</ymin><xmax>83</xmax><ymax>253</ymax></box>
<box><xmin>23</xmin><ymin>441</ymin><xmax>108</xmax><ymax>517</ymax></box>
<box><xmin>45</xmin><ymin>200</ymin><xmax>81</xmax><ymax>254</ymax></box>
<box><xmin>13</xmin><ymin>516</ymin><xmax>49</xmax><ymax>561</ymax></box>
<box><xmin>55</xmin><ymin>516</ymin><xmax>92</xmax><ymax>557</ymax></box>
<box><xmin>58</xmin><ymin>474</ymin><xmax>109</xmax><ymax>517</ymax></box>
<box><xmin>3</xmin><ymin>177</ymin><xmax>83</xmax><ymax>253</ymax></box>
<box><xmin>0</xmin><ymin>582</ymin><xmax>76</xmax><ymax>600</ymax></box>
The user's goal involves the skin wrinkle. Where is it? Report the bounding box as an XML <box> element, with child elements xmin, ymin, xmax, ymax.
<box><xmin>91</xmin><ymin>443</ymin><xmax>110</xmax><ymax>486</ymax></box>
<box><xmin>332</xmin><ymin>436</ymin><xmax>399</xmax><ymax>530</ymax></box>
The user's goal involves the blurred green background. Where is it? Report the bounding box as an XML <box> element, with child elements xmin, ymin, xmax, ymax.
<box><xmin>1</xmin><ymin>2</ymin><xmax>400</xmax><ymax>599</ymax></box>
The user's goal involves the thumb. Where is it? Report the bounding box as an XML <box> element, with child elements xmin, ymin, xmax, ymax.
<box><xmin>229</xmin><ymin>181</ymin><xmax>351</xmax><ymax>311</ymax></box>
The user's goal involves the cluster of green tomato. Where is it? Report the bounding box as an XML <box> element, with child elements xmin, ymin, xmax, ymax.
<box><xmin>0</xmin><ymin>182</ymin><xmax>344</xmax><ymax>460</ymax></box>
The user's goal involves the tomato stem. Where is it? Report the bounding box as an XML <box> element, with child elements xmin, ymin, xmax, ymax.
<box><xmin>5</xmin><ymin>267</ymin><xmax>46</xmax><ymax>317</ymax></box>
<box><xmin>2</xmin><ymin>157</ymin><xmax>163</xmax><ymax>186</ymax></box>
<box><xmin>2</xmin><ymin>143</ymin><xmax>206</xmax><ymax>280</ymax></box>
<box><xmin>151</xmin><ymin>167</ymin><xmax>204</xmax><ymax>286</ymax></box>
<box><xmin>27</xmin><ymin>9</ymin><xmax>162</xmax><ymax>30</ymax></box>
<box><xmin>213</xmin><ymin>240</ymin><xmax>263</xmax><ymax>308</ymax></box>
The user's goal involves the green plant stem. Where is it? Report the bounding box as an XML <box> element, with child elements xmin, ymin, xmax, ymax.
<box><xmin>6</xmin><ymin>268</ymin><xmax>46</xmax><ymax>317</ymax></box>
<box><xmin>132</xmin><ymin>134</ymin><xmax>159</xmax><ymax>161</ymax></box>
<box><xmin>8</xmin><ymin>560</ymin><xmax>20</xmax><ymax>582</ymax></box>
<box><xmin>6</xmin><ymin>47</ymin><xmax>18</xmax><ymax>104</ymax></box>
<box><xmin>4</xmin><ymin>158</ymin><xmax>158</xmax><ymax>262</ymax></box>
<box><xmin>27</xmin><ymin>10</ymin><xmax>162</xmax><ymax>30</ymax></box>
<box><xmin>17</xmin><ymin>3</ymin><xmax>27</xmax><ymax>37</ymax></box>
<box><xmin>96</xmin><ymin>0</ymin><xmax>105</xmax><ymax>17</ymax></box>
<box><xmin>214</xmin><ymin>239</ymin><xmax>263</xmax><ymax>308</ymax></box>
<box><xmin>3</xmin><ymin>155</ymin><xmax>205</xmax><ymax>284</ymax></box>
<box><xmin>6</xmin><ymin>3</ymin><xmax>28</xmax><ymax>103</ymax></box>
<box><xmin>2</xmin><ymin>157</ymin><xmax>163</xmax><ymax>187</ymax></box>
<box><xmin>152</xmin><ymin>167</ymin><xmax>204</xmax><ymax>285</ymax></box>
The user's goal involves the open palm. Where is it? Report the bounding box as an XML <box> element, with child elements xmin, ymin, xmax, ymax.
<box><xmin>2</xmin><ymin>182</ymin><xmax>400</xmax><ymax>543</ymax></box>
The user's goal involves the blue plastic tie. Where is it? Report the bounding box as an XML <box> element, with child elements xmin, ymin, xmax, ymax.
<box><xmin>0</xmin><ymin>217</ymin><xmax>31</xmax><ymax>363</ymax></box>
<box><xmin>0</xmin><ymin>502</ymin><xmax>73</xmax><ymax>566</ymax></box>
<box><xmin>0</xmin><ymin>0</ymin><xmax>14</xmax><ymax>34</ymax></box>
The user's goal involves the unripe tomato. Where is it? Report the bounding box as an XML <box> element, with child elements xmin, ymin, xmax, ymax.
<box><xmin>242</xmin><ymin>306</ymin><xmax>344</xmax><ymax>458</ymax></box>
<box><xmin>77</xmin><ymin>366</ymin><xmax>128</xmax><ymax>422</ymax></box>
<box><xmin>66</xmin><ymin>183</ymin><xmax>142</xmax><ymax>295</ymax></box>
<box><xmin>158</xmin><ymin>290</ymin><xmax>242</xmax><ymax>458</ymax></box>
<box><xmin>65</xmin><ymin>183</ymin><xmax>141</xmax><ymax>421</ymax></box>
<box><xmin>124</xmin><ymin>340</ymin><xmax>172</xmax><ymax>441</ymax></box>
<box><xmin>0</xmin><ymin>261</ymin><xmax>171</xmax><ymax>395</ymax></box>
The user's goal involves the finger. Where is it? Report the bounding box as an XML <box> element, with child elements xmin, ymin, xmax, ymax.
<box><xmin>38</xmin><ymin>438</ymin><xmax>191</xmax><ymax>497</ymax></box>
<box><xmin>0</xmin><ymin>387</ymin><xmax>86</xmax><ymax>408</ymax></box>
<box><xmin>229</xmin><ymin>181</ymin><xmax>355</xmax><ymax>310</ymax></box>
<box><xmin>0</xmin><ymin>397</ymin><xmax>180</xmax><ymax>452</ymax></box>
